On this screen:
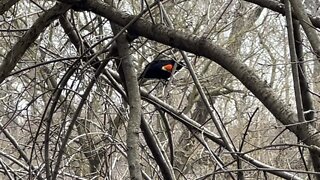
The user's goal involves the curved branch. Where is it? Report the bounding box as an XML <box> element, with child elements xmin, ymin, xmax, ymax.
<box><xmin>51</xmin><ymin>58</ymin><xmax>109</xmax><ymax>180</ymax></box>
<box><xmin>58</xmin><ymin>0</ymin><xmax>320</xmax><ymax>149</ymax></box>
<box><xmin>0</xmin><ymin>0</ymin><xmax>20</xmax><ymax>15</ymax></box>
<box><xmin>0</xmin><ymin>2</ymin><xmax>71</xmax><ymax>84</ymax></box>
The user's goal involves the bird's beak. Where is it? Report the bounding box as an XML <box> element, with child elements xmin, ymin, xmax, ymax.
<box><xmin>161</xmin><ymin>64</ymin><xmax>173</xmax><ymax>72</ymax></box>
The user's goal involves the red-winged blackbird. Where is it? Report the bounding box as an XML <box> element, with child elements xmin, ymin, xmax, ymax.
<box><xmin>138</xmin><ymin>59</ymin><xmax>184</xmax><ymax>83</ymax></box>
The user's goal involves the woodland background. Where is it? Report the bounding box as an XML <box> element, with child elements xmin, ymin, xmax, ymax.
<box><xmin>1</xmin><ymin>0</ymin><xmax>320</xmax><ymax>179</ymax></box>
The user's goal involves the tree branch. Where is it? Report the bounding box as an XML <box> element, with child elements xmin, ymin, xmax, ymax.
<box><xmin>0</xmin><ymin>2</ymin><xmax>71</xmax><ymax>84</ymax></box>
<box><xmin>289</xmin><ymin>0</ymin><xmax>320</xmax><ymax>58</ymax></box>
<box><xmin>0</xmin><ymin>0</ymin><xmax>20</xmax><ymax>15</ymax></box>
<box><xmin>104</xmin><ymin>66</ymin><xmax>303</xmax><ymax>179</ymax></box>
<box><xmin>111</xmin><ymin>23</ymin><xmax>143</xmax><ymax>180</ymax></box>
<box><xmin>244</xmin><ymin>0</ymin><xmax>320</xmax><ymax>29</ymax></box>
<box><xmin>57</xmin><ymin>0</ymin><xmax>320</xmax><ymax>149</ymax></box>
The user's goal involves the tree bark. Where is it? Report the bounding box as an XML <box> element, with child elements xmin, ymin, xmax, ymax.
<box><xmin>111</xmin><ymin>24</ymin><xmax>143</xmax><ymax>180</ymax></box>
<box><xmin>289</xmin><ymin>0</ymin><xmax>320</xmax><ymax>59</ymax></box>
<box><xmin>57</xmin><ymin>0</ymin><xmax>320</xmax><ymax>149</ymax></box>
<box><xmin>0</xmin><ymin>2</ymin><xmax>71</xmax><ymax>84</ymax></box>
<box><xmin>0</xmin><ymin>0</ymin><xmax>20</xmax><ymax>15</ymax></box>
<box><xmin>244</xmin><ymin>0</ymin><xmax>320</xmax><ymax>29</ymax></box>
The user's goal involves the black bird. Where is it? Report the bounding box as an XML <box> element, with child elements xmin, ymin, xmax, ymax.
<box><xmin>138</xmin><ymin>59</ymin><xmax>184</xmax><ymax>83</ymax></box>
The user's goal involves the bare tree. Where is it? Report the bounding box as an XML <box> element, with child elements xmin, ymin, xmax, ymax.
<box><xmin>1</xmin><ymin>0</ymin><xmax>320</xmax><ymax>179</ymax></box>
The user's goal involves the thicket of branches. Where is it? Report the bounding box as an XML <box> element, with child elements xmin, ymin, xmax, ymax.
<box><xmin>1</xmin><ymin>0</ymin><xmax>320</xmax><ymax>179</ymax></box>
